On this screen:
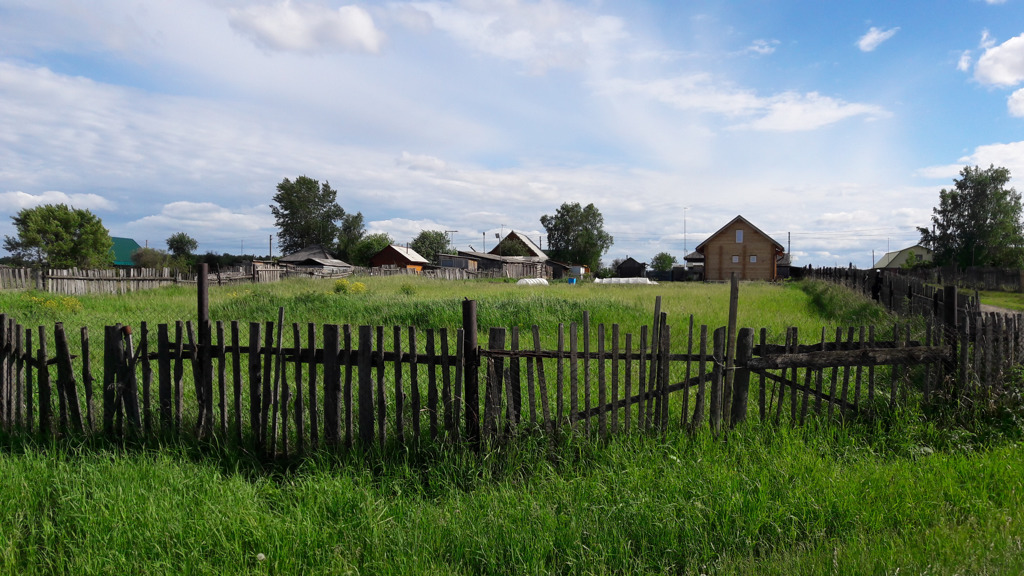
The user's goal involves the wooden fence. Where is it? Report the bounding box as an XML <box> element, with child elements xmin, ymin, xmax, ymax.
<box><xmin>0</xmin><ymin>262</ymin><xmax>284</xmax><ymax>295</ymax></box>
<box><xmin>6</xmin><ymin>294</ymin><xmax>1016</xmax><ymax>456</ymax></box>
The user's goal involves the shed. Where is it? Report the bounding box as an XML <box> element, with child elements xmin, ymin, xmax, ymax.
<box><xmin>371</xmin><ymin>245</ymin><xmax>429</xmax><ymax>271</ymax></box>
<box><xmin>279</xmin><ymin>244</ymin><xmax>352</xmax><ymax>275</ymax></box>
<box><xmin>695</xmin><ymin>215</ymin><xmax>785</xmax><ymax>281</ymax></box>
<box><xmin>616</xmin><ymin>257</ymin><xmax>647</xmax><ymax>278</ymax></box>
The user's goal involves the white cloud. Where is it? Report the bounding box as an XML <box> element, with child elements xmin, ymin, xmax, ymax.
<box><xmin>0</xmin><ymin>190</ymin><xmax>113</xmax><ymax>212</ymax></box>
<box><xmin>1010</xmin><ymin>88</ymin><xmax>1024</xmax><ymax>117</ymax></box>
<box><xmin>975</xmin><ymin>32</ymin><xmax>1024</xmax><ymax>86</ymax></box>
<box><xmin>857</xmin><ymin>26</ymin><xmax>899</xmax><ymax>52</ymax></box>
<box><xmin>985</xmin><ymin>0</ymin><xmax>1007</xmax><ymax>5</ymax></box>
<box><xmin>406</xmin><ymin>0</ymin><xmax>627</xmax><ymax>74</ymax></box>
<box><xmin>604</xmin><ymin>76</ymin><xmax>885</xmax><ymax>131</ymax></box>
<box><xmin>919</xmin><ymin>141</ymin><xmax>1024</xmax><ymax>182</ymax></box>
<box><xmin>130</xmin><ymin>201</ymin><xmax>271</xmax><ymax>230</ymax></box>
<box><xmin>229</xmin><ymin>2</ymin><xmax>385</xmax><ymax>54</ymax></box>
<box><xmin>957</xmin><ymin>50</ymin><xmax>972</xmax><ymax>72</ymax></box>
<box><xmin>745</xmin><ymin>39</ymin><xmax>779</xmax><ymax>55</ymax></box>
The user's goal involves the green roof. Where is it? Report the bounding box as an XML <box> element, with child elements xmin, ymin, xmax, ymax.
<box><xmin>110</xmin><ymin>237</ymin><xmax>142</xmax><ymax>266</ymax></box>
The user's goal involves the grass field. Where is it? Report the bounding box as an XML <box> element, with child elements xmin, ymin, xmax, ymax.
<box><xmin>0</xmin><ymin>277</ymin><xmax>1021</xmax><ymax>574</ymax></box>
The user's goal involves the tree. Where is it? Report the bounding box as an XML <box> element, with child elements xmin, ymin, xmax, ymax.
<box><xmin>270</xmin><ymin>176</ymin><xmax>347</xmax><ymax>256</ymax></box>
<box><xmin>3</xmin><ymin>204</ymin><xmax>113</xmax><ymax>268</ymax></box>
<box><xmin>410</xmin><ymin>230</ymin><xmax>453</xmax><ymax>265</ymax></box>
<box><xmin>650</xmin><ymin>252</ymin><xmax>677</xmax><ymax>272</ymax></box>
<box><xmin>132</xmin><ymin>247</ymin><xmax>170</xmax><ymax>269</ymax></box>
<box><xmin>918</xmin><ymin>165</ymin><xmax>1024</xmax><ymax>269</ymax></box>
<box><xmin>336</xmin><ymin>212</ymin><xmax>365</xmax><ymax>263</ymax></box>
<box><xmin>350</xmin><ymin>232</ymin><xmax>394</xmax><ymax>267</ymax></box>
<box><xmin>540</xmin><ymin>202</ymin><xmax>613</xmax><ymax>272</ymax></box>
<box><xmin>166</xmin><ymin>232</ymin><xmax>198</xmax><ymax>257</ymax></box>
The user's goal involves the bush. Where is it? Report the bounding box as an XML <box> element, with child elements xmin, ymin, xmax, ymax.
<box><xmin>333</xmin><ymin>279</ymin><xmax>367</xmax><ymax>295</ymax></box>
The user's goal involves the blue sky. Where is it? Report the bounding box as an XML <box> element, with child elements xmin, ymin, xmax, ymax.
<box><xmin>2</xmin><ymin>0</ymin><xmax>1024</xmax><ymax>268</ymax></box>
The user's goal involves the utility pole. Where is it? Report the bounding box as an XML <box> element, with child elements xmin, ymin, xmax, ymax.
<box><xmin>444</xmin><ymin>230</ymin><xmax>458</xmax><ymax>252</ymax></box>
<box><xmin>269</xmin><ymin>234</ymin><xmax>273</xmax><ymax>258</ymax></box>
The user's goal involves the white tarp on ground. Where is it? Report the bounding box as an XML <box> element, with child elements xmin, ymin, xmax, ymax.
<box><xmin>594</xmin><ymin>277</ymin><xmax>659</xmax><ymax>285</ymax></box>
<box><xmin>516</xmin><ymin>278</ymin><xmax>549</xmax><ymax>286</ymax></box>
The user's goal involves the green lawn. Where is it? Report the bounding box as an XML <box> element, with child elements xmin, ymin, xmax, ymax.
<box><xmin>0</xmin><ymin>277</ymin><xmax>1020</xmax><ymax>574</ymax></box>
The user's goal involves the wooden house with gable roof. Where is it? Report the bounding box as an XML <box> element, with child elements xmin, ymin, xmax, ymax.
<box><xmin>695</xmin><ymin>215</ymin><xmax>785</xmax><ymax>281</ymax></box>
<box><xmin>370</xmin><ymin>245</ymin><xmax>430</xmax><ymax>271</ymax></box>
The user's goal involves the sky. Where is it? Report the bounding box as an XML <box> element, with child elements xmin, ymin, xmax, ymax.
<box><xmin>2</xmin><ymin>0</ymin><xmax>1024</xmax><ymax>269</ymax></box>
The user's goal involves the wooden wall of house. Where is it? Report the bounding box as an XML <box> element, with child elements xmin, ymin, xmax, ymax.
<box><xmin>703</xmin><ymin>221</ymin><xmax>778</xmax><ymax>281</ymax></box>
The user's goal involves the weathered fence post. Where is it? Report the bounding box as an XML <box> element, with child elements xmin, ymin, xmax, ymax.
<box><xmin>197</xmin><ymin>263</ymin><xmax>213</xmax><ymax>437</ymax></box>
<box><xmin>942</xmin><ymin>285</ymin><xmax>958</xmax><ymax>393</ymax></box>
<box><xmin>710</xmin><ymin>326</ymin><xmax>726</xmax><ymax>434</ymax></box>
<box><xmin>462</xmin><ymin>299</ymin><xmax>480</xmax><ymax>448</ymax></box>
<box><xmin>357</xmin><ymin>324</ymin><xmax>374</xmax><ymax>448</ymax></box>
<box><xmin>723</xmin><ymin>273</ymin><xmax>739</xmax><ymax>428</ymax></box>
<box><xmin>730</xmin><ymin>327</ymin><xmax>754</xmax><ymax>426</ymax></box>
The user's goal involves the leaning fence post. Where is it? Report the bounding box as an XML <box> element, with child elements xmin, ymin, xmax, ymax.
<box><xmin>723</xmin><ymin>273</ymin><xmax>739</xmax><ymax>428</ymax></box>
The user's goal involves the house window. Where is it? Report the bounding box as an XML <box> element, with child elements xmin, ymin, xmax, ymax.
<box><xmin>731</xmin><ymin>255</ymin><xmax>739</xmax><ymax>263</ymax></box>
<box><xmin>736</xmin><ymin>230</ymin><xmax>744</xmax><ymax>243</ymax></box>
<box><xmin>750</xmin><ymin>255</ymin><xmax>757</xmax><ymax>263</ymax></box>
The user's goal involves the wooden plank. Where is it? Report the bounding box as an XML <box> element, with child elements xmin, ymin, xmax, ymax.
<box><xmin>357</xmin><ymin>325</ymin><xmax>374</xmax><ymax>448</ymax></box>
<box><xmin>102</xmin><ymin>325</ymin><xmax>117</xmax><ymax>435</ymax></box>
<box><xmin>839</xmin><ymin>327</ymin><xmax>854</xmax><ymax>415</ymax></box>
<box><xmin>268</xmin><ymin>305</ymin><xmax>284</xmax><ymax>453</ymax></box>
<box><xmin>216</xmin><ymin>321</ymin><xmax>226</xmax><ymax>438</ymax></box>
<box><xmin>692</xmin><ymin>326</ymin><xmax>707</xmax><ymax>430</ymax></box>
<box><xmin>597</xmin><ymin>323</ymin><xmax>607</xmax><ymax>438</ymax></box>
<box><xmin>813</xmin><ymin>328</ymin><xmax>826</xmax><ymax>416</ymax></box>
<box><xmin>758</xmin><ymin>328</ymin><xmax>766</xmax><ymax>422</ymax></box>
<box><xmin>749</xmin><ymin>343</ymin><xmax>949</xmax><ymax>371</ymax></box>
<box><xmin>610</xmin><ymin>324</ymin><xmax>619</xmax><ymax>434</ymax></box>
<box><xmin>789</xmin><ymin>328</ymin><xmax>799</xmax><ymax>423</ymax></box>
<box><xmin>261</xmin><ymin>320</ymin><xmax>274</xmax><ymax>449</ymax></box>
<box><xmin>174</xmin><ymin>321</ymin><xmax>184</xmax><ymax>431</ymax></box>
<box><xmin>637</xmin><ymin>325</ymin><xmax>647</xmax><ymax>430</ymax></box>
<box><xmin>556</xmin><ymin>323</ymin><xmax>565</xmax><ymax>426</ymax></box>
<box><xmin>306</xmin><ymin>323</ymin><xmax>318</xmax><ymax>451</ymax></box>
<box><xmin>408</xmin><ymin>326</ymin><xmax>419</xmax><ymax>440</ymax></box>
<box><xmin>582</xmin><ymin>313</ymin><xmax>590</xmax><ymax>435</ymax></box>
<box><xmin>723</xmin><ymin>275</ymin><xmax>739</xmax><ymax>429</ymax></box>
<box><xmin>54</xmin><ymin>323</ymin><xmax>85</xmax><ymax>434</ymax></box>
<box><xmin>393</xmin><ymin>325</ymin><xmax>404</xmax><ymax>444</ymax></box>
<box><xmin>454</xmin><ymin>328</ymin><xmax>464</xmax><ymax>438</ymax></box>
<box><xmin>569</xmin><ymin>322</ymin><xmax>579</xmax><ymax>428</ymax></box>
<box><xmin>624</xmin><ymin>333</ymin><xmax>633</xmax><ymax>433</ymax></box>
<box><xmin>658</xmin><ymin>317</ymin><xmax>670</xmax><ymax>432</ymax></box>
<box><xmin>248</xmin><ymin>322</ymin><xmax>263</xmax><ymax>449</ymax></box>
<box><xmin>157</xmin><ymin>324</ymin><xmax>171</xmax><ymax>431</ymax></box>
<box><xmin>292</xmin><ymin>323</ymin><xmax>304</xmax><ymax>453</ymax></box>
<box><xmin>343</xmin><ymin>324</ymin><xmax>353</xmax><ymax>447</ymax></box>
<box><xmin>38</xmin><ymin>326</ymin><xmax>50</xmax><ymax>437</ymax></box>
<box><xmin>376</xmin><ymin>325</ymin><xmax>386</xmax><ymax>449</ymax></box>
<box><xmin>533</xmin><ymin>325</ymin><xmax>550</xmax><ymax>432</ymax></box>
<box><xmin>427</xmin><ymin>328</ymin><xmax>438</xmax><ymax>440</ymax></box>
<box><xmin>867</xmin><ymin>326</ymin><xmax>877</xmax><ymax>407</ymax></box>
<box><xmin>852</xmin><ymin>326</ymin><xmax>865</xmax><ymax>409</ymax></box>
<box><xmin>140</xmin><ymin>323</ymin><xmax>152</xmax><ymax>436</ymax></box>
<box><xmin>231</xmin><ymin>321</ymin><xmax>242</xmax><ymax>445</ymax></box>
<box><xmin>15</xmin><ymin>324</ymin><xmax>24</xmax><ymax>430</ymax></box>
<box><xmin>525</xmin><ymin>328</ymin><xmax>537</xmax><ymax>428</ymax></box>
<box><xmin>732</xmin><ymin>328</ymin><xmax>754</xmax><ymax>426</ymax></box>
<box><xmin>440</xmin><ymin>327</ymin><xmax>453</xmax><ymax>437</ymax></box>
<box><xmin>710</xmin><ymin>326</ymin><xmax>725</xmax><ymax>434</ymax></box>
<box><xmin>119</xmin><ymin>326</ymin><xmax>142</xmax><ymax>434</ymax></box>
<box><xmin>681</xmin><ymin>317</ymin><xmax>693</xmax><ymax>429</ymax></box>
<box><xmin>321</xmin><ymin>324</ymin><xmax>340</xmax><ymax>446</ymax></box>
<box><xmin>646</xmin><ymin>297</ymin><xmax>661</xmax><ymax>429</ymax></box>
<box><xmin>509</xmin><ymin>326</ymin><xmax>521</xmax><ymax>429</ymax></box>
<box><xmin>25</xmin><ymin>327</ymin><xmax>33</xmax><ymax>434</ymax></box>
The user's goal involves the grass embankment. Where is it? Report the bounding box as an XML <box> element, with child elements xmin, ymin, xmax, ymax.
<box><xmin>0</xmin><ymin>278</ymin><xmax>1021</xmax><ymax>574</ymax></box>
<box><xmin>977</xmin><ymin>289</ymin><xmax>1024</xmax><ymax>312</ymax></box>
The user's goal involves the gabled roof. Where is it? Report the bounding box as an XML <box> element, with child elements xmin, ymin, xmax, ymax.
<box><xmin>385</xmin><ymin>245</ymin><xmax>429</xmax><ymax>264</ymax></box>
<box><xmin>694</xmin><ymin>215</ymin><xmax>784</xmax><ymax>254</ymax></box>
<box><xmin>490</xmin><ymin>230</ymin><xmax>547</xmax><ymax>258</ymax></box>
<box><xmin>110</xmin><ymin>237</ymin><xmax>141</xmax><ymax>266</ymax></box>
<box><xmin>279</xmin><ymin>244</ymin><xmax>351</xmax><ymax>267</ymax></box>
<box><xmin>872</xmin><ymin>244</ymin><xmax>932</xmax><ymax>268</ymax></box>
